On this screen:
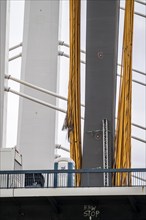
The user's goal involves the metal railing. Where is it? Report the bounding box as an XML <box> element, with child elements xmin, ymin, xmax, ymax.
<box><xmin>0</xmin><ymin>168</ymin><xmax>146</xmax><ymax>189</ymax></box>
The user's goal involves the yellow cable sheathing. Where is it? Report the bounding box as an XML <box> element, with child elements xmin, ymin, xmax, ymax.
<box><xmin>63</xmin><ymin>0</ymin><xmax>82</xmax><ymax>186</ymax></box>
<box><xmin>114</xmin><ymin>0</ymin><xmax>135</xmax><ymax>186</ymax></box>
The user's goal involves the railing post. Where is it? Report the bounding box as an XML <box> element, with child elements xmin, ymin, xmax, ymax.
<box><xmin>54</xmin><ymin>171</ymin><xmax>57</xmax><ymax>188</ymax></box>
<box><xmin>7</xmin><ymin>174</ymin><xmax>9</xmax><ymax>188</ymax></box>
<box><xmin>87</xmin><ymin>172</ymin><xmax>89</xmax><ymax>187</ymax></box>
<box><xmin>47</xmin><ymin>173</ymin><xmax>49</xmax><ymax>188</ymax></box>
<box><xmin>128</xmin><ymin>172</ymin><xmax>130</xmax><ymax>186</ymax></box>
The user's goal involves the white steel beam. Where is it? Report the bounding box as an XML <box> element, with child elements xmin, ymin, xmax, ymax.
<box><xmin>5</xmin><ymin>87</ymin><xmax>146</xmax><ymax>144</ymax></box>
<box><xmin>9</xmin><ymin>42</ymin><xmax>22</xmax><ymax>51</ymax></box>
<box><xmin>17</xmin><ymin>1</ymin><xmax>60</xmax><ymax>170</ymax></box>
<box><xmin>6</xmin><ymin>75</ymin><xmax>146</xmax><ymax>132</ymax></box>
<box><xmin>0</xmin><ymin>0</ymin><xmax>9</xmax><ymax>150</ymax></box>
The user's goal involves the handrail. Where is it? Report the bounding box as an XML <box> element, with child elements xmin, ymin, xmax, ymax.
<box><xmin>0</xmin><ymin>168</ymin><xmax>146</xmax><ymax>188</ymax></box>
<box><xmin>0</xmin><ymin>168</ymin><xmax>146</xmax><ymax>174</ymax></box>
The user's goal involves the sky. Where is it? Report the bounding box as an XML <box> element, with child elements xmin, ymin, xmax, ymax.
<box><xmin>6</xmin><ymin>0</ymin><xmax>146</xmax><ymax>167</ymax></box>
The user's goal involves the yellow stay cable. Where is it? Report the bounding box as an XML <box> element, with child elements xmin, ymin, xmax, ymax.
<box><xmin>63</xmin><ymin>0</ymin><xmax>82</xmax><ymax>186</ymax></box>
<box><xmin>114</xmin><ymin>0</ymin><xmax>135</xmax><ymax>186</ymax></box>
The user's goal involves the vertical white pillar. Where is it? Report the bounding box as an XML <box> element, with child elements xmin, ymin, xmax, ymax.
<box><xmin>0</xmin><ymin>0</ymin><xmax>9</xmax><ymax>150</ymax></box>
<box><xmin>17</xmin><ymin>1</ymin><xmax>59</xmax><ymax>169</ymax></box>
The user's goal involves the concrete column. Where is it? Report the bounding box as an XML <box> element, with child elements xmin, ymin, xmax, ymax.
<box><xmin>17</xmin><ymin>1</ymin><xmax>59</xmax><ymax>169</ymax></box>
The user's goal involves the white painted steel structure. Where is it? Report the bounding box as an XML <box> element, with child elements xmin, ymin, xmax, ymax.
<box><xmin>0</xmin><ymin>1</ymin><xmax>9</xmax><ymax>152</ymax></box>
<box><xmin>0</xmin><ymin>0</ymin><xmax>145</xmax><ymax>176</ymax></box>
<box><xmin>0</xmin><ymin>187</ymin><xmax>146</xmax><ymax>198</ymax></box>
<box><xmin>16</xmin><ymin>1</ymin><xmax>60</xmax><ymax>170</ymax></box>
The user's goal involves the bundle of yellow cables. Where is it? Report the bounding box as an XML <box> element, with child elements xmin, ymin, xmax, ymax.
<box><xmin>114</xmin><ymin>0</ymin><xmax>135</xmax><ymax>186</ymax></box>
<box><xmin>63</xmin><ymin>0</ymin><xmax>82</xmax><ymax>186</ymax></box>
